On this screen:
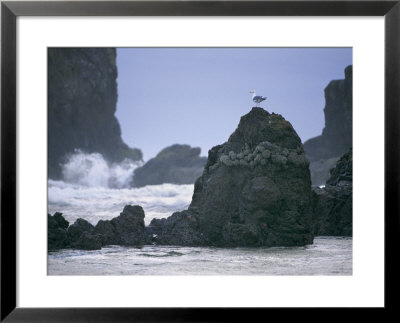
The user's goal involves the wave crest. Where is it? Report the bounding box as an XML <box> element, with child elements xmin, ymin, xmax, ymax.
<box><xmin>61</xmin><ymin>150</ymin><xmax>142</xmax><ymax>188</ymax></box>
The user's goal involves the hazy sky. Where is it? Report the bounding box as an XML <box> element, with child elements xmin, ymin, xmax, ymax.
<box><xmin>115</xmin><ymin>48</ymin><xmax>352</xmax><ymax>161</ymax></box>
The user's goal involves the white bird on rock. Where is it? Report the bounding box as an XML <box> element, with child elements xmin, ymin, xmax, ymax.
<box><xmin>249</xmin><ymin>90</ymin><xmax>267</xmax><ymax>107</ymax></box>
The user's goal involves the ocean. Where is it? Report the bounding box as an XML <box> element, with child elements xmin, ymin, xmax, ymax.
<box><xmin>48</xmin><ymin>152</ymin><xmax>352</xmax><ymax>275</ymax></box>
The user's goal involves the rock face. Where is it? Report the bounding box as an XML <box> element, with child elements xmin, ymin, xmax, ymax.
<box><xmin>68</xmin><ymin>218</ymin><xmax>102</xmax><ymax>250</ymax></box>
<box><xmin>48</xmin><ymin>212</ymin><xmax>70</xmax><ymax>251</ymax></box>
<box><xmin>326</xmin><ymin>148</ymin><xmax>353</xmax><ymax>186</ymax></box>
<box><xmin>92</xmin><ymin>205</ymin><xmax>149</xmax><ymax>247</ymax></box>
<box><xmin>48</xmin><ymin>205</ymin><xmax>148</xmax><ymax>251</ymax></box>
<box><xmin>109</xmin><ymin>205</ymin><xmax>148</xmax><ymax>246</ymax></box>
<box><xmin>151</xmin><ymin>108</ymin><xmax>314</xmax><ymax>247</ymax></box>
<box><xmin>149</xmin><ymin>211</ymin><xmax>206</xmax><ymax>246</ymax></box>
<box><xmin>312</xmin><ymin>149</ymin><xmax>352</xmax><ymax>236</ymax></box>
<box><xmin>304</xmin><ymin>65</ymin><xmax>352</xmax><ymax>186</ymax></box>
<box><xmin>48</xmin><ymin>48</ymin><xmax>142</xmax><ymax>179</ymax></box>
<box><xmin>132</xmin><ymin>144</ymin><xmax>207</xmax><ymax>187</ymax></box>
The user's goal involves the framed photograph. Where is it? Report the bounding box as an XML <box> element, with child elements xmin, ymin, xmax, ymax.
<box><xmin>1</xmin><ymin>0</ymin><xmax>399</xmax><ymax>321</ymax></box>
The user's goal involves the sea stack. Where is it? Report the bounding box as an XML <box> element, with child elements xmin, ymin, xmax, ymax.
<box><xmin>151</xmin><ymin>107</ymin><xmax>314</xmax><ymax>247</ymax></box>
<box><xmin>304</xmin><ymin>65</ymin><xmax>353</xmax><ymax>186</ymax></box>
<box><xmin>48</xmin><ymin>48</ymin><xmax>143</xmax><ymax>180</ymax></box>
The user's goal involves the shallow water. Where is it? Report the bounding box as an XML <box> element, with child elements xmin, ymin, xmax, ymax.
<box><xmin>48</xmin><ymin>237</ymin><xmax>352</xmax><ymax>275</ymax></box>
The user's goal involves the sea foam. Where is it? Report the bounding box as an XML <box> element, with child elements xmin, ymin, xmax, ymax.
<box><xmin>61</xmin><ymin>150</ymin><xmax>142</xmax><ymax>189</ymax></box>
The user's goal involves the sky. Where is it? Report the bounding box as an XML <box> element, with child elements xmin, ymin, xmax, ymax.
<box><xmin>115</xmin><ymin>48</ymin><xmax>352</xmax><ymax>162</ymax></box>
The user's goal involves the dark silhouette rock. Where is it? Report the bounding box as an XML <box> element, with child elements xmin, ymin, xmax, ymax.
<box><xmin>68</xmin><ymin>218</ymin><xmax>94</xmax><ymax>241</ymax></box>
<box><xmin>148</xmin><ymin>218</ymin><xmax>166</xmax><ymax>236</ymax></box>
<box><xmin>312</xmin><ymin>149</ymin><xmax>352</xmax><ymax>236</ymax></box>
<box><xmin>51</xmin><ymin>212</ymin><xmax>69</xmax><ymax>229</ymax></box>
<box><xmin>74</xmin><ymin>232</ymin><xmax>102</xmax><ymax>251</ymax></box>
<box><xmin>93</xmin><ymin>205</ymin><xmax>149</xmax><ymax>247</ymax></box>
<box><xmin>149</xmin><ymin>211</ymin><xmax>206</xmax><ymax>246</ymax></box>
<box><xmin>110</xmin><ymin>205</ymin><xmax>148</xmax><ymax>246</ymax></box>
<box><xmin>152</xmin><ymin>108</ymin><xmax>314</xmax><ymax>247</ymax></box>
<box><xmin>48</xmin><ymin>48</ymin><xmax>142</xmax><ymax>179</ymax></box>
<box><xmin>304</xmin><ymin>65</ymin><xmax>352</xmax><ymax>186</ymax></box>
<box><xmin>48</xmin><ymin>205</ymin><xmax>149</xmax><ymax>251</ymax></box>
<box><xmin>94</xmin><ymin>219</ymin><xmax>117</xmax><ymax>246</ymax></box>
<box><xmin>67</xmin><ymin>218</ymin><xmax>102</xmax><ymax>250</ymax></box>
<box><xmin>48</xmin><ymin>212</ymin><xmax>70</xmax><ymax>251</ymax></box>
<box><xmin>326</xmin><ymin>148</ymin><xmax>353</xmax><ymax>186</ymax></box>
<box><xmin>132</xmin><ymin>144</ymin><xmax>207</xmax><ymax>187</ymax></box>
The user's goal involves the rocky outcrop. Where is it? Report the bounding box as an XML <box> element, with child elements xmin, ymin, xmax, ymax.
<box><xmin>48</xmin><ymin>212</ymin><xmax>70</xmax><ymax>251</ymax></box>
<box><xmin>304</xmin><ymin>65</ymin><xmax>352</xmax><ymax>186</ymax></box>
<box><xmin>148</xmin><ymin>211</ymin><xmax>206</xmax><ymax>246</ymax></box>
<box><xmin>326</xmin><ymin>148</ymin><xmax>352</xmax><ymax>186</ymax></box>
<box><xmin>48</xmin><ymin>213</ymin><xmax>102</xmax><ymax>251</ymax></box>
<box><xmin>312</xmin><ymin>149</ymin><xmax>352</xmax><ymax>236</ymax></box>
<box><xmin>99</xmin><ymin>205</ymin><xmax>148</xmax><ymax>246</ymax></box>
<box><xmin>150</xmin><ymin>107</ymin><xmax>314</xmax><ymax>247</ymax></box>
<box><xmin>48</xmin><ymin>205</ymin><xmax>148</xmax><ymax>251</ymax></box>
<box><xmin>67</xmin><ymin>218</ymin><xmax>102</xmax><ymax>250</ymax></box>
<box><xmin>132</xmin><ymin>144</ymin><xmax>207</xmax><ymax>187</ymax></box>
<box><xmin>48</xmin><ymin>48</ymin><xmax>142</xmax><ymax>179</ymax></box>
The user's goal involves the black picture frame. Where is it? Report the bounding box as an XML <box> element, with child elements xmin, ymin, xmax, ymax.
<box><xmin>1</xmin><ymin>0</ymin><xmax>399</xmax><ymax>321</ymax></box>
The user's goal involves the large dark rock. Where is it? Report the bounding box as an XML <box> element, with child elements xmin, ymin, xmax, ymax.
<box><xmin>48</xmin><ymin>212</ymin><xmax>70</xmax><ymax>251</ymax></box>
<box><xmin>152</xmin><ymin>107</ymin><xmax>314</xmax><ymax>247</ymax></box>
<box><xmin>304</xmin><ymin>65</ymin><xmax>352</xmax><ymax>186</ymax></box>
<box><xmin>149</xmin><ymin>211</ymin><xmax>206</xmax><ymax>246</ymax></box>
<box><xmin>94</xmin><ymin>219</ymin><xmax>117</xmax><ymax>246</ymax></box>
<box><xmin>110</xmin><ymin>205</ymin><xmax>148</xmax><ymax>246</ymax></box>
<box><xmin>48</xmin><ymin>48</ymin><xmax>142</xmax><ymax>179</ymax></box>
<box><xmin>93</xmin><ymin>205</ymin><xmax>149</xmax><ymax>246</ymax></box>
<box><xmin>67</xmin><ymin>218</ymin><xmax>102</xmax><ymax>250</ymax></box>
<box><xmin>74</xmin><ymin>232</ymin><xmax>102</xmax><ymax>251</ymax></box>
<box><xmin>132</xmin><ymin>144</ymin><xmax>207</xmax><ymax>187</ymax></box>
<box><xmin>68</xmin><ymin>218</ymin><xmax>95</xmax><ymax>242</ymax></box>
<box><xmin>312</xmin><ymin>149</ymin><xmax>352</xmax><ymax>236</ymax></box>
<box><xmin>48</xmin><ymin>205</ymin><xmax>149</xmax><ymax>251</ymax></box>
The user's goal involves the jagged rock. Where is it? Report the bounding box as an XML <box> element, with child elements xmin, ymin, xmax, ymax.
<box><xmin>326</xmin><ymin>148</ymin><xmax>353</xmax><ymax>186</ymax></box>
<box><xmin>94</xmin><ymin>220</ymin><xmax>117</xmax><ymax>246</ymax></box>
<box><xmin>110</xmin><ymin>205</ymin><xmax>148</xmax><ymax>246</ymax></box>
<box><xmin>304</xmin><ymin>65</ymin><xmax>352</xmax><ymax>186</ymax></box>
<box><xmin>148</xmin><ymin>218</ymin><xmax>166</xmax><ymax>236</ymax></box>
<box><xmin>153</xmin><ymin>108</ymin><xmax>314</xmax><ymax>247</ymax></box>
<box><xmin>132</xmin><ymin>144</ymin><xmax>207</xmax><ymax>187</ymax></box>
<box><xmin>68</xmin><ymin>218</ymin><xmax>94</xmax><ymax>242</ymax></box>
<box><xmin>304</xmin><ymin>65</ymin><xmax>352</xmax><ymax>161</ymax></box>
<box><xmin>149</xmin><ymin>211</ymin><xmax>206</xmax><ymax>246</ymax></box>
<box><xmin>312</xmin><ymin>149</ymin><xmax>352</xmax><ymax>236</ymax></box>
<box><xmin>51</xmin><ymin>212</ymin><xmax>69</xmax><ymax>229</ymax></box>
<box><xmin>48</xmin><ymin>205</ymin><xmax>149</xmax><ymax>251</ymax></box>
<box><xmin>48</xmin><ymin>48</ymin><xmax>142</xmax><ymax>179</ymax></box>
<box><xmin>74</xmin><ymin>232</ymin><xmax>102</xmax><ymax>251</ymax></box>
<box><xmin>48</xmin><ymin>212</ymin><xmax>70</xmax><ymax>251</ymax></box>
<box><xmin>67</xmin><ymin>218</ymin><xmax>101</xmax><ymax>250</ymax></box>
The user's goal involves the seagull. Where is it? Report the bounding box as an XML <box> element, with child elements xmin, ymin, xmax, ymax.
<box><xmin>249</xmin><ymin>90</ymin><xmax>267</xmax><ymax>107</ymax></box>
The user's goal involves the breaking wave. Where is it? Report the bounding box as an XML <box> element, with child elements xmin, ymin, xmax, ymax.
<box><xmin>49</xmin><ymin>151</ymin><xmax>194</xmax><ymax>226</ymax></box>
<box><xmin>61</xmin><ymin>150</ymin><xmax>142</xmax><ymax>189</ymax></box>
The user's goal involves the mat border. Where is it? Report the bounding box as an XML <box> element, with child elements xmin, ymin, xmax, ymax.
<box><xmin>1</xmin><ymin>1</ymin><xmax>399</xmax><ymax>321</ymax></box>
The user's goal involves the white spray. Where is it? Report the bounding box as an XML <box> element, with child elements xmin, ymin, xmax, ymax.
<box><xmin>61</xmin><ymin>150</ymin><xmax>141</xmax><ymax>189</ymax></box>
